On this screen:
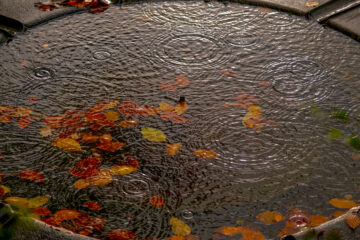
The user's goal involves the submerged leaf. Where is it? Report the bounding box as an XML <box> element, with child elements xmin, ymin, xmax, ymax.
<box><xmin>332</xmin><ymin>109</ymin><xmax>349</xmax><ymax>122</ymax></box>
<box><xmin>159</xmin><ymin>81</ymin><xmax>177</xmax><ymax>92</ymax></box>
<box><xmin>170</xmin><ymin>217</ymin><xmax>191</xmax><ymax>236</ymax></box>
<box><xmin>118</xmin><ymin>100</ymin><xmax>138</xmax><ymax>116</ymax></box>
<box><xmin>329</xmin><ymin>198</ymin><xmax>359</xmax><ymax>209</ymax></box>
<box><xmin>193</xmin><ymin>149</ymin><xmax>218</xmax><ymax>159</ymax></box>
<box><xmin>309</xmin><ymin>215</ymin><xmax>329</xmax><ymax>227</ymax></box>
<box><xmin>141</xmin><ymin>128</ymin><xmax>167</xmax><ymax>142</ymax></box>
<box><xmin>29</xmin><ymin>196</ymin><xmax>50</xmax><ymax>208</ymax></box>
<box><xmin>18</xmin><ymin>169</ymin><xmax>45</xmax><ymax>183</ymax></box>
<box><xmin>220</xmin><ymin>70</ymin><xmax>237</xmax><ymax>77</ymax></box>
<box><xmin>220</xmin><ymin>226</ymin><xmax>243</xmax><ymax>236</ymax></box>
<box><xmin>256</xmin><ymin>211</ymin><xmax>284</xmax><ymax>224</ymax></box>
<box><xmin>18</xmin><ymin>116</ymin><xmax>31</xmax><ymax>129</ymax></box>
<box><xmin>348</xmin><ymin>135</ymin><xmax>360</xmax><ymax>151</ymax></box>
<box><xmin>161</xmin><ymin>112</ymin><xmax>189</xmax><ymax>124</ymax></box>
<box><xmin>175</xmin><ymin>74</ymin><xmax>190</xmax><ymax>88</ymax></box>
<box><xmin>166</xmin><ymin>143</ymin><xmax>182</xmax><ymax>156</ymax></box>
<box><xmin>52</xmin><ymin>138</ymin><xmax>82</xmax><ymax>151</ymax></box>
<box><xmin>241</xmin><ymin>227</ymin><xmax>265</xmax><ymax>240</ymax></box>
<box><xmin>328</xmin><ymin>128</ymin><xmax>342</xmax><ymax>140</ymax></box>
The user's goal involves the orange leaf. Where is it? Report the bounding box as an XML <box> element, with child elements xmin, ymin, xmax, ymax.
<box><xmin>159</xmin><ymin>102</ymin><xmax>175</xmax><ymax>112</ymax></box>
<box><xmin>159</xmin><ymin>81</ymin><xmax>177</xmax><ymax>92</ymax></box>
<box><xmin>104</xmin><ymin>111</ymin><xmax>119</xmax><ymax>121</ymax></box>
<box><xmin>33</xmin><ymin>207</ymin><xmax>52</xmax><ymax>216</ymax></box>
<box><xmin>161</xmin><ymin>112</ymin><xmax>189</xmax><ymax>124</ymax></box>
<box><xmin>52</xmin><ymin>138</ymin><xmax>82</xmax><ymax>151</ymax></box>
<box><xmin>0</xmin><ymin>116</ymin><xmax>11</xmax><ymax>123</ymax></box>
<box><xmin>13</xmin><ymin>107</ymin><xmax>33</xmax><ymax>117</ymax></box>
<box><xmin>240</xmin><ymin>227</ymin><xmax>265</xmax><ymax>240</ymax></box>
<box><xmin>44</xmin><ymin>115</ymin><xmax>64</xmax><ymax>128</ymax></box>
<box><xmin>258</xmin><ymin>81</ymin><xmax>271</xmax><ymax>86</ymax></box>
<box><xmin>89</xmin><ymin>169</ymin><xmax>113</xmax><ymax>186</ymax></box>
<box><xmin>149</xmin><ymin>196</ymin><xmax>165</xmax><ymax>208</ymax></box>
<box><xmin>256</xmin><ymin>211</ymin><xmax>284</xmax><ymax>224</ymax></box>
<box><xmin>166</xmin><ymin>143</ymin><xmax>182</xmax><ymax>156</ymax></box>
<box><xmin>329</xmin><ymin>198</ymin><xmax>359</xmax><ymax>209</ymax></box>
<box><xmin>84</xmin><ymin>201</ymin><xmax>101</xmax><ymax>211</ymax></box>
<box><xmin>136</xmin><ymin>105</ymin><xmax>159</xmax><ymax>116</ymax></box>
<box><xmin>193</xmin><ymin>149</ymin><xmax>218</xmax><ymax>159</ymax></box>
<box><xmin>82</xmin><ymin>132</ymin><xmax>99</xmax><ymax>143</ymax></box>
<box><xmin>97</xmin><ymin>141</ymin><xmax>126</xmax><ymax>151</ymax></box>
<box><xmin>18</xmin><ymin>116</ymin><xmax>31</xmax><ymax>129</ymax></box>
<box><xmin>175</xmin><ymin>74</ymin><xmax>189</xmax><ymax>88</ymax></box>
<box><xmin>175</xmin><ymin>102</ymin><xmax>188</xmax><ymax>115</ymax></box>
<box><xmin>74</xmin><ymin>179</ymin><xmax>90</xmax><ymax>189</ymax></box>
<box><xmin>99</xmin><ymin>134</ymin><xmax>112</xmax><ymax>143</ymax></box>
<box><xmin>168</xmin><ymin>236</ymin><xmax>184</xmax><ymax>240</ymax></box>
<box><xmin>220</xmin><ymin>226</ymin><xmax>243</xmax><ymax>236</ymax></box>
<box><xmin>309</xmin><ymin>215</ymin><xmax>329</xmax><ymax>227</ymax></box>
<box><xmin>118</xmin><ymin>119</ymin><xmax>139</xmax><ymax>128</ymax></box>
<box><xmin>107</xmin><ymin>229</ymin><xmax>137</xmax><ymax>240</ymax></box>
<box><xmin>110</xmin><ymin>165</ymin><xmax>136</xmax><ymax>175</ymax></box>
<box><xmin>54</xmin><ymin>209</ymin><xmax>81</xmax><ymax>222</ymax></box>
<box><xmin>345</xmin><ymin>214</ymin><xmax>360</xmax><ymax>230</ymax></box>
<box><xmin>331</xmin><ymin>211</ymin><xmax>347</xmax><ymax>218</ymax></box>
<box><xmin>40</xmin><ymin>126</ymin><xmax>52</xmax><ymax>137</ymax></box>
<box><xmin>220</xmin><ymin>70</ymin><xmax>237</xmax><ymax>77</ymax></box>
<box><xmin>18</xmin><ymin>169</ymin><xmax>45</xmax><ymax>183</ymax></box>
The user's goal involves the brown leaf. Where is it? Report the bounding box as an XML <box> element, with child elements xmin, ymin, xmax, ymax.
<box><xmin>159</xmin><ymin>81</ymin><xmax>177</xmax><ymax>92</ymax></box>
<box><xmin>18</xmin><ymin>169</ymin><xmax>45</xmax><ymax>183</ymax></box>
<box><xmin>345</xmin><ymin>214</ymin><xmax>360</xmax><ymax>230</ymax></box>
<box><xmin>331</xmin><ymin>211</ymin><xmax>347</xmax><ymax>218</ymax></box>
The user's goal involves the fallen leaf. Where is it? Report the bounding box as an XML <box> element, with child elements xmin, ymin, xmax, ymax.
<box><xmin>345</xmin><ymin>214</ymin><xmax>360</xmax><ymax>230</ymax></box>
<box><xmin>18</xmin><ymin>169</ymin><xmax>45</xmax><ymax>183</ymax></box>
<box><xmin>33</xmin><ymin>207</ymin><xmax>52</xmax><ymax>216</ymax></box>
<box><xmin>69</xmin><ymin>158</ymin><xmax>100</xmax><ymax>179</ymax></box>
<box><xmin>136</xmin><ymin>105</ymin><xmax>158</xmax><ymax>116</ymax></box>
<box><xmin>107</xmin><ymin>229</ymin><xmax>137</xmax><ymax>240</ymax></box>
<box><xmin>105</xmin><ymin>111</ymin><xmax>119</xmax><ymax>121</ymax></box>
<box><xmin>241</xmin><ymin>227</ymin><xmax>265</xmax><ymax>240</ymax></box>
<box><xmin>84</xmin><ymin>201</ymin><xmax>101</xmax><ymax>211</ymax></box>
<box><xmin>40</xmin><ymin>126</ymin><xmax>52</xmax><ymax>137</ymax></box>
<box><xmin>0</xmin><ymin>116</ymin><xmax>11</xmax><ymax>123</ymax></box>
<box><xmin>13</xmin><ymin>107</ymin><xmax>33</xmax><ymax>117</ymax></box>
<box><xmin>329</xmin><ymin>198</ymin><xmax>359</xmax><ymax>209</ymax></box>
<box><xmin>89</xmin><ymin>169</ymin><xmax>113</xmax><ymax>186</ymax></box>
<box><xmin>159</xmin><ymin>81</ymin><xmax>177</xmax><ymax>92</ymax></box>
<box><xmin>175</xmin><ymin>74</ymin><xmax>190</xmax><ymax>88</ymax></box>
<box><xmin>118</xmin><ymin>100</ymin><xmax>138</xmax><ymax>116</ymax></box>
<box><xmin>344</xmin><ymin>194</ymin><xmax>353</xmax><ymax>200</ymax></box>
<box><xmin>166</xmin><ymin>143</ymin><xmax>182</xmax><ymax>156</ymax></box>
<box><xmin>220</xmin><ymin>70</ymin><xmax>237</xmax><ymax>77</ymax></box>
<box><xmin>21</xmin><ymin>61</ymin><xmax>27</xmax><ymax>66</ymax></box>
<box><xmin>352</xmin><ymin>153</ymin><xmax>360</xmax><ymax>161</ymax></box>
<box><xmin>170</xmin><ymin>217</ymin><xmax>191</xmax><ymax>236</ymax></box>
<box><xmin>81</xmin><ymin>132</ymin><xmax>99</xmax><ymax>142</ymax></box>
<box><xmin>348</xmin><ymin>135</ymin><xmax>360</xmax><ymax>151</ymax></box>
<box><xmin>0</xmin><ymin>185</ymin><xmax>11</xmax><ymax>195</ymax></box>
<box><xmin>150</xmin><ymin>196</ymin><xmax>165</xmax><ymax>208</ymax></box>
<box><xmin>29</xmin><ymin>196</ymin><xmax>50</xmax><ymax>208</ymax></box>
<box><xmin>256</xmin><ymin>211</ymin><xmax>284</xmax><ymax>224</ymax></box>
<box><xmin>41</xmin><ymin>217</ymin><xmax>58</xmax><ymax>226</ymax></box>
<box><xmin>220</xmin><ymin>226</ymin><xmax>243</xmax><ymax>236</ymax></box>
<box><xmin>161</xmin><ymin>112</ymin><xmax>189</xmax><ymax>124</ymax></box>
<box><xmin>193</xmin><ymin>149</ymin><xmax>218</xmax><ymax>159</ymax></box>
<box><xmin>99</xmin><ymin>134</ymin><xmax>112</xmax><ymax>143</ymax></box>
<box><xmin>5</xmin><ymin>196</ymin><xmax>29</xmax><ymax>209</ymax></box>
<box><xmin>54</xmin><ymin>209</ymin><xmax>81</xmax><ymax>223</ymax></box>
<box><xmin>18</xmin><ymin>116</ymin><xmax>31</xmax><ymax>129</ymax></box>
<box><xmin>277</xmin><ymin>226</ymin><xmax>299</xmax><ymax>237</ymax></box>
<box><xmin>52</xmin><ymin>138</ymin><xmax>82</xmax><ymax>151</ymax></box>
<box><xmin>97</xmin><ymin>141</ymin><xmax>126</xmax><ymax>151</ymax></box>
<box><xmin>309</xmin><ymin>215</ymin><xmax>329</xmax><ymax>227</ymax></box>
<box><xmin>74</xmin><ymin>179</ymin><xmax>90</xmax><ymax>189</ymax></box>
<box><xmin>79</xmin><ymin>228</ymin><xmax>92</xmax><ymax>236</ymax></box>
<box><xmin>258</xmin><ymin>81</ymin><xmax>271</xmax><ymax>86</ymax></box>
<box><xmin>141</xmin><ymin>128</ymin><xmax>167</xmax><ymax>142</ymax></box>
<box><xmin>175</xmin><ymin>102</ymin><xmax>188</xmax><ymax>115</ymax></box>
<box><xmin>44</xmin><ymin>115</ymin><xmax>64</xmax><ymax>128</ymax></box>
<box><xmin>111</xmin><ymin>165</ymin><xmax>136</xmax><ymax>175</ymax></box>
<box><xmin>159</xmin><ymin>102</ymin><xmax>175</xmax><ymax>112</ymax></box>
<box><xmin>168</xmin><ymin>236</ymin><xmax>184</xmax><ymax>240</ymax></box>
<box><xmin>233</xmin><ymin>91</ymin><xmax>260</xmax><ymax>108</ymax></box>
<box><xmin>305</xmin><ymin>1</ymin><xmax>319</xmax><ymax>7</ymax></box>
<box><xmin>331</xmin><ymin>211</ymin><xmax>347</xmax><ymax>218</ymax></box>
<box><xmin>27</xmin><ymin>96</ymin><xmax>38</xmax><ymax>103</ymax></box>
<box><xmin>118</xmin><ymin>119</ymin><xmax>139</xmax><ymax>128</ymax></box>
<box><xmin>259</xmin><ymin>7</ymin><xmax>271</xmax><ymax>13</ymax></box>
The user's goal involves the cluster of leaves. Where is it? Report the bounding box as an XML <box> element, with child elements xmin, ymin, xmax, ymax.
<box><xmin>0</xmin><ymin>105</ymin><xmax>36</xmax><ymax>128</ymax></box>
<box><xmin>34</xmin><ymin>0</ymin><xmax>110</xmax><ymax>13</ymax></box>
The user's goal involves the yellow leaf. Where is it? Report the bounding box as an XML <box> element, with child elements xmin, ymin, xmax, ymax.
<box><xmin>345</xmin><ymin>214</ymin><xmax>360</xmax><ymax>230</ymax></box>
<box><xmin>328</xmin><ymin>198</ymin><xmax>359</xmax><ymax>209</ymax></box>
<box><xmin>141</xmin><ymin>128</ymin><xmax>167</xmax><ymax>142</ymax></box>
<box><xmin>193</xmin><ymin>149</ymin><xmax>218</xmax><ymax>159</ymax></box>
<box><xmin>170</xmin><ymin>217</ymin><xmax>191</xmax><ymax>236</ymax></box>
<box><xmin>5</xmin><ymin>196</ymin><xmax>29</xmax><ymax>209</ymax></box>
<box><xmin>28</xmin><ymin>196</ymin><xmax>50</xmax><ymax>208</ymax></box>
<box><xmin>89</xmin><ymin>169</ymin><xmax>113</xmax><ymax>186</ymax></box>
<box><xmin>110</xmin><ymin>165</ymin><xmax>136</xmax><ymax>175</ymax></box>
<box><xmin>159</xmin><ymin>102</ymin><xmax>175</xmax><ymax>112</ymax></box>
<box><xmin>28</xmin><ymin>212</ymin><xmax>41</xmax><ymax>220</ymax></box>
<box><xmin>166</xmin><ymin>143</ymin><xmax>182</xmax><ymax>156</ymax></box>
<box><xmin>0</xmin><ymin>185</ymin><xmax>11</xmax><ymax>194</ymax></box>
<box><xmin>40</xmin><ymin>126</ymin><xmax>52</xmax><ymax>137</ymax></box>
<box><xmin>104</xmin><ymin>111</ymin><xmax>119</xmax><ymax>121</ymax></box>
<box><xmin>74</xmin><ymin>179</ymin><xmax>90</xmax><ymax>189</ymax></box>
<box><xmin>256</xmin><ymin>211</ymin><xmax>284</xmax><ymax>224</ymax></box>
<box><xmin>52</xmin><ymin>138</ymin><xmax>82</xmax><ymax>151</ymax></box>
<box><xmin>175</xmin><ymin>102</ymin><xmax>188</xmax><ymax>115</ymax></box>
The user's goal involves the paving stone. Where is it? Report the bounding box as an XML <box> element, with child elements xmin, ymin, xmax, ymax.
<box><xmin>328</xmin><ymin>6</ymin><xmax>360</xmax><ymax>41</ymax></box>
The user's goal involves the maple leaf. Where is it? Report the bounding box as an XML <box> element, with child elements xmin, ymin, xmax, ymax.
<box><xmin>175</xmin><ymin>74</ymin><xmax>190</xmax><ymax>88</ymax></box>
<box><xmin>18</xmin><ymin>169</ymin><xmax>45</xmax><ymax>183</ymax></box>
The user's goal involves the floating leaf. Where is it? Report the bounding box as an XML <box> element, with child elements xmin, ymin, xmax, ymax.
<box><xmin>193</xmin><ymin>149</ymin><xmax>218</xmax><ymax>159</ymax></box>
<box><xmin>107</xmin><ymin>229</ymin><xmax>137</xmax><ymax>240</ymax></box>
<box><xmin>99</xmin><ymin>134</ymin><xmax>112</xmax><ymax>143</ymax></box>
<box><xmin>13</xmin><ymin>107</ymin><xmax>33</xmax><ymax>117</ymax></box>
<box><xmin>220</xmin><ymin>70</ymin><xmax>237</xmax><ymax>77</ymax></box>
<box><xmin>256</xmin><ymin>211</ymin><xmax>284</xmax><ymax>224</ymax></box>
<box><xmin>40</xmin><ymin>126</ymin><xmax>52</xmax><ymax>137</ymax></box>
<box><xmin>149</xmin><ymin>196</ymin><xmax>165</xmax><ymax>208</ymax></box>
<box><xmin>82</xmin><ymin>132</ymin><xmax>99</xmax><ymax>142</ymax></box>
<box><xmin>159</xmin><ymin>102</ymin><xmax>175</xmax><ymax>112</ymax></box>
<box><xmin>5</xmin><ymin>196</ymin><xmax>29</xmax><ymax>209</ymax></box>
<box><xmin>105</xmin><ymin>111</ymin><xmax>119</xmax><ymax>121</ymax></box>
<box><xmin>329</xmin><ymin>198</ymin><xmax>359</xmax><ymax>209</ymax></box>
<box><xmin>305</xmin><ymin>1</ymin><xmax>319</xmax><ymax>7</ymax></box>
<box><xmin>0</xmin><ymin>185</ymin><xmax>10</xmax><ymax>195</ymax></box>
<box><xmin>348</xmin><ymin>135</ymin><xmax>360</xmax><ymax>151</ymax></box>
<box><xmin>84</xmin><ymin>201</ymin><xmax>101</xmax><ymax>211</ymax></box>
<box><xmin>33</xmin><ymin>207</ymin><xmax>52</xmax><ymax>216</ymax></box>
<box><xmin>97</xmin><ymin>141</ymin><xmax>126</xmax><ymax>151</ymax></box>
<box><xmin>331</xmin><ymin>211</ymin><xmax>347</xmax><ymax>218</ymax></box>
<box><xmin>161</xmin><ymin>112</ymin><xmax>189</xmax><ymax>124</ymax></box>
<box><xmin>118</xmin><ymin>119</ymin><xmax>139</xmax><ymax>128</ymax></box>
<box><xmin>175</xmin><ymin>102</ymin><xmax>188</xmax><ymax>115</ymax></box>
<box><xmin>345</xmin><ymin>214</ymin><xmax>360</xmax><ymax>230</ymax></box>
<box><xmin>29</xmin><ymin>196</ymin><xmax>50</xmax><ymax>208</ymax></box>
<box><xmin>332</xmin><ymin>109</ymin><xmax>349</xmax><ymax>122</ymax></box>
<box><xmin>18</xmin><ymin>116</ymin><xmax>31</xmax><ymax>129</ymax></box>
<box><xmin>159</xmin><ymin>81</ymin><xmax>177</xmax><ymax>92</ymax></box>
<box><xmin>0</xmin><ymin>116</ymin><xmax>11</xmax><ymax>123</ymax></box>
<box><xmin>141</xmin><ymin>128</ymin><xmax>167</xmax><ymax>142</ymax></box>
<box><xmin>54</xmin><ymin>209</ymin><xmax>81</xmax><ymax>222</ymax></box>
<box><xmin>118</xmin><ymin>100</ymin><xmax>138</xmax><ymax>116</ymax></box>
<box><xmin>111</xmin><ymin>165</ymin><xmax>136</xmax><ymax>175</ymax></box>
<box><xmin>70</xmin><ymin>158</ymin><xmax>100</xmax><ymax>179</ymax></box>
<box><xmin>233</xmin><ymin>91</ymin><xmax>260</xmax><ymax>108</ymax></box>
<box><xmin>328</xmin><ymin>128</ymin><xmax>342</xmax><ymax>140</ymax></box>
<box><xmin>277</xmin><ymin>226</ymin><xmax>299</xmax><ymax>237</ymax></box>
<box><xmin>136</xmin><ymin>105</ymin><xmax>158</xmax><ymax>116</ymax></box>
<box><xmin>175</xmin><ymin>74</ymin><xmax>190</xmax><ymax>88</ymax></box>
<box><xmin>241</xmin><ymin>227</ymin><xmax>265</xmax><ymax>240</ymax></box>
<box><xmin>52</xmin><ymin>138</ymin><xmax>82</xmax><ymax>151</ymax></box>
<box><xmin>170</xmin><ymin>217</ymin><xmax>191</xmax><ymax>236</ymax></box>
<box><xmin>44</xmin><ymin>115</ymin><xmax>64</xmax><ymax>128</ymax></box>
<box><xmin>220</xmin><ymin>226</ymin><xmax>243</xmax><ymax>236</ymax></box>
<box><xmin>74</xmin><ymin>179</ymin><xmax>90</xmax><ymax>189</ymax></box>
<box><xmin>168</xmin><ymin>236</ymin><xmax>184</xmax><ymax>240</ymax></box>
<box><xmin>89</xmin><ymin>169</ymin><xmax>113</xmax><ymax>186</ymax></box>
<box><xmin>18</xmin><ymin>169</ymin><xmax>45</xmax><ymax>183</ymax></box>
<box><xmin>166</xmin><ymin>143</ymin><xmax>182</xmax><ymax>156</ymax></box>
<box><xmin>309</xmin><ymin>215</ymin><xmax>329</xmax><ymax>227</ymax></box>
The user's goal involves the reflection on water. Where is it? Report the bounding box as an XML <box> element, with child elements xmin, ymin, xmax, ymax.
<box><xmin>1</xmin><ymin>1</ymin><xmax>360</xmax><ymax>239</ymax></box>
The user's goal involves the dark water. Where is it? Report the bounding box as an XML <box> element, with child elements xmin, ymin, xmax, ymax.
<box><xmin>0</xmin><ymin>1</ymin><xmax>360</xmax><ymax>239</ymax></box>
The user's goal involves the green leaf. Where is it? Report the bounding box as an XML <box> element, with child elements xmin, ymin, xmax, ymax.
<box><xmin>348</xmin><ymin>135</ymin><xmax>360</xmax><ymax>151</ymax></box>
<box><xmin>28</xmin><ymin>196</ymin><xmax>50</xmax><ymax>208</ymax></box>
<box><xmin>332</xmin><ymin>109</ymin><xmax>349</xmax><ymax>123</ymax></box>
<box><xmin>328</xmin><ymin>129</ymin><xmax>342</xmax><ymax>140</ymax></box>
<box><xmin>141</xmin><ymin>128</ymin><xmax>166</xmax><ymax>142</ymax></box>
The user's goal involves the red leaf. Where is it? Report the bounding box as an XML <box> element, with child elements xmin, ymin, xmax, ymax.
<box><xmin>161</xmin><ymin>112</ymin><xmax>189</xmax><ymax>123</ymax></box>
<box><xmin>175</xmin><ymin>74</ymin><xmax>189</xmax><ymax>88</ymax></box>
<box><xmin>149</xmin><ymin>196</ymin><xmax>164</xmax><ymax>208</ymax></box>
<box><xmin>84</xmin><ymin>201</ymin><xmax>101</xmax><ymax>211</ymax></box>
<box><xmin>82</xmin><ymin>132</ymin><xmax>99</xmax><ymax>143</ymax></box>
<box><xmin>85</xmin><ymin>112</ymin><xmax>106</xmax><ymax>122</ymax></box>
<box><xmin>99</xmin><ymin>134</ymin><xmax>112</xmax><ymax>143</ymax></box>
<box><xmin>42</xmin><ymin>217</ymin><xmax>58</xmax><ymax>226</ymax></box>
<box><xmin>18</xmin><ymin>116</ymin><xmax>31</xmax><ymax>129</ymax></box>
<box><xmin>27</xmin><ymin>96</ymin><xmax>38</xmax><ymax>104</ymax></box>
<box><xmin>122</xmin><ymin>156</ymin><xmax>139</xmax><ymax>169</ymax></box>
<box><xmin>54</xmin><ymin>209</ymin><xmax>81</xmax><ymax>223</ymax></box>
<box><xmin>33</xmin><ymin>207</ymin><xmax>52</xmax><ymax>216</ymax></box>
<box><xmin>107</xmin><ymin>229</ymin><xmax>137</xmax><ymax>240</ymax></box>
<box><xmin>18</xmin><ymin>169</ymin><xmax>45</xmax><ymax>183</ymax></box>
<box><xmin>70</xmin><ymin>158</ymin><xmax>100</xmax><ymax>179</ymax></box>
<box><xmin>73</xmin><ymin>213</ymin><xmax>92</xmax><ymax>229</ymax></box>
<box><xmin>97</xmin><ymin>142</ymin><xmax>126</xmax><ymax>151</ymax></box>
<box><xmin>36</xmin><ymin>4</ymin><xmax>57</xmax><ymax>11</ymax></box>
<box><xmin>118</xmin><ymin>101</ymin><xmax>138</xmax><ymax>116</ymax></box>
<box><xmin>0</xmin><ymin>188</ymin><xmax>4</xmax><ymax>196</ymax></box>
<box><xmin>44</xmin><ymin>115</ymin><xmax>65</xmax><ymax>129</ymax></box>
<box><xmin>159</xmin><ymin>81</ymin><xmax>177</xmax><ymax>92</ymax></box>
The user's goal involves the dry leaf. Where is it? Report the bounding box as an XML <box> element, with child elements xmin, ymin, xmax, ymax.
<box><xmin>97</xmin><ymin>141</ymin><xmax>126</xmax><ymax>151</ymax></box>
<box><xmin>54</xmin><ymin>209</ymin><xmax>81</xmax><ymax>222</ymax></box>
<box><xmin>0</xmin><ymin>185</ymin><xmax>11</xmax><ymax>195</ymax></box>
<box><xmin>277</xmin><ymin>226</ymin><xmax>299</xmax><ymax>237</ymax></box>
<box><xmin>309</xmin><ymin>215</ymin><xmax>329</xmax><ymax>227</ymax></box>
<box><xmin>5</xmin><ymin>196</ymin><xmax>29</xmax><ymax>209</ymax></box>
<box><xmin>18</xmin><ymin>169</ymin><xmax>45</xmax><ymax>183</ymax></box>
<box><xmin>193</xmin><ymin>149</ymin><xmax>218</xmax><ymax>159</ymax></box>
<box><xmin>52</xmin><ymin>138</ymin><xmax>82</xmax><ymax>151</ymax></box>
<box><xmin>170</xmin><ymin>217</ymin><xmax>191</xmax><ymax>236</ymax></box>
<box><xmin>141</xmin><ymin>128</ymin><xmax>167</xmax><ymax>142</ymax></box>
<box><xmin>118</xmin><ymin>100</ymin><xmax>138</xmax><ymax>116</ymax></box>
<box><xmin>329</xmin><ymin>198</ymin><xmax>359</xmax><ymax>209</ymax></box>
<box><xmin>40</xmin><ymin>126</ymin><xmax>52</xmax><ymax>137</ymax></box>
<box><xmin>107</xmin><ymin>229</ymin><xmax>137</xmax><ymax>240</ymax></box>
<box><xmin>84</xmin><ymin>201</ymin><xmax>101</xmax><ymax>211</ymax></box>
<box><xmin>220</xmin><ymin>70</ymin><xmax>237</xmax><ymax>77</ymax></box>
<box><xmin>345</xmin><ymin>214</ymin><xmax>360</xmax><ymax>230</ymax></box>
<box><xmin>18</xmin><ymin>116</ymin><xmax>31</xmax><ymax>129</ymax></box>
<box><xmin>166</xmin><ymin>143</ymin><xmax>182</xmax><ymax>156</ymax></box>
<box><xmin>74</xmin><ymin>179</ymin><xmax>90</xmax><ymax>189</ymax></box>
<box><xmin>82</xmin><ymin>132</ymin><xmax>98</xmax><ymax>142</ymax></box>
<box><xmin>175</xmin><ymin>74</ymin><xmax>190</xmax><ymax>88</ymax></box>
<box><xmin>161</xmin><ymin>112</ymin><xmax>189</xmax><ymax>124</ymax></box>
<box><xmin>331</xmin><ymin>211</ymin><xmax>347</xmax><ymax>218</ymax></box>
<box><xmin>256</xmin><ymin>211</ymin><xmax>284</xmax><ymax>224</ymax></box>
<box><xmin>33</xmin><ymin>207</ymin><xmax>52</xmax><ymax>216</ymax></box>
